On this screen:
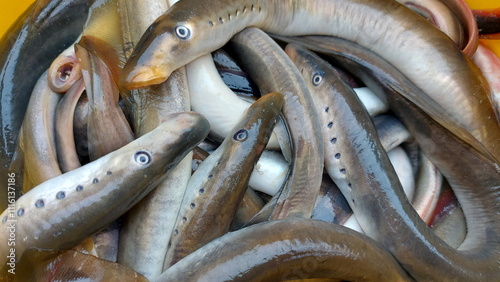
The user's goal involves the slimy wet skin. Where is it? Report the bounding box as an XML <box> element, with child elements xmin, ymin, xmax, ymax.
<box><xmin>0</xmin><ymin>112</ymin><xmax>210</xmax><ymax>265</ymax></box>
<box><xmin>120</xmin><ymin>0</ymin><xmax>500</xmax><ymax>165</ymax></box>
<box><xmin>156</xmin><ymin>219</ymin><xmax>413</xmax><ymax>281</ymax></box>
<box><xmin>163</xmin><ymin>93</ymin><xmax>284</xmax><ymax>268</ymax></box>
<box><xmin>284</xmin><ymin>38</ymin><xmax>500</xmax><ymax>281</ymax></box>
<box><xmin>0</xmin><ymin>0</ymin><xmax>91</xmax><ymax>211</ymax></box>
<box><xmin>230</xmin><ymin>28</ymin><xmax>324</xmax><ymax>220</ymax></box>
<box><xmin>17</xmin><ymin>71</ymin><xmax>62</xmax><ymax>193</ymax></box>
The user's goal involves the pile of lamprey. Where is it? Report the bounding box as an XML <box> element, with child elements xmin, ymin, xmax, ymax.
<box><xmin>1</xmin><ymin>0</ymin><xmax>499</xmax><ymax>281</ymax></box>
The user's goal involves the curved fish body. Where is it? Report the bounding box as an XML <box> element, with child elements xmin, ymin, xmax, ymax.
<box><xmin>373</xmin><ymin>115</ymin><xmax>411</xmax><ymax>152</ymax></box>
<box><xmin>472</xmin><ymin>43</ymin><xmax>500</xmax><ymax>117</ymax></box>
<box><xmin>248</xmin><ymin>149</ymin><xmax>288</xmax><ymax>195</ymax></box>
<box><xmin>156</xmin><ymin>219</ymin><xmax>412</xmax><ymax>281</ymax></box>
<box><xmin>230</xmin><ymin>28</ymin><xmax>323</xmax><ymax>220</ymax></box>
<box><xmin>388</xmin><ymin>147</ymin><xmax>415</xmax><ymax>202</ymax></box>
<box><xmin>18</xmin><ymin>71</ymin><xmax>62</xmax><ymax>193</ymax></box>
<box><xmin>163</xmin><ymin>92</ymin><xmax>283</xmax><ymax>268</ymax></box>
<box><xmin>438</xmin><ymin>0</ymin><xmax>478</xmax><ymax>55</ymax></box>
<box><xmin>287</xmin><ymin>44</ymin><xmax>416</xmax><ymax>240</ymax></box>
<box><xmin>76</xmin><ymin>44</ymin><xmax>135</xmax><ymax>160</ymax></box>
<box><xmin>288</xmin><ymin>39</ymin><xmax>500</xmax><ymax>280</ymax></box>
<box><xmin>187</xmin><ymin>54</ymin><xmax>283</xmax><ymax>150</ymax></box>
<box><xmin>385</xmin><ymin>89</ymin><xmax>500</xmax><ymax>281</ymax></box>
<box><xmin>397</xmin><ymin>0</ymin><xmax>463</xmax><ymax>48</ymax></box>
<box><xmin>0</xmin><ymin>0</ymin><xmax>91</xmax><ymax>210</ymax></box>
<box><xmin>286</xmin><ymin>44</ymin><xmax>404</xmax><ymax>226</ymax></box>
<box><xmin>55</xmin><ymin>78</ymin><xmax>86</xmax><ymax>172</ymax></box>
<box><xmin>120</xmin><ymin>0</ymin><xmax>500</xmax><ymax>164</ymax></box>
<box><xmin>353</xmin><ymin>87</ymin><xmax>388</xmax><ymax>116</ymax></box>
<box><xmin>275</xmin><ymin>35</ymin><xmax>499</xmax><ymax>164</ymax></box>
<box><xmin>397</xmin><ymin>0</ymin><xmax>478</xmax><ymax>56</ymax></box>
<box><xmin>212</xmin><ymin>48</ymin><xmax>260</xmax><ymax>98</ymax></box>
<box><xmin>412</xmin><ymin>151</ymin><xmax>442</xmax><ymax>223</ymax></box>
<box><xmin>48</xmin><ymin>43</ymin><xmax>83</xmax><ymax>93</ymax></box>
<box><xmin>0</xmin><ymin>112</ymin><xmax>210</xmax><ymax>265</ymax></box>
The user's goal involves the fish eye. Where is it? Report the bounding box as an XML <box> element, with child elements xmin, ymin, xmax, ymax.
<box><xmin>175</xmin><ymin>25</ymin><xmax>191</xmax><ymax>40</ymax></box>
<box><xmin>233</xmin><ymin>129</ymin><xmax>248</xmax><ymax>142</ymax></box>
<box><xmin>134</xmin><ymin>151</ymin><xmax>152</xmax><ymax>165</ymax></box>
<box><xmin>312</xmin><ymin>72</ymin><xmax>323</xmax><ymax>86</ymax></box>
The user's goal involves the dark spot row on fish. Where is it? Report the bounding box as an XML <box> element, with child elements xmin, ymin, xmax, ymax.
<box><xmin>208</xmin><ymin>4</ymin><xmax>262</xmax><ymax>27</ymax></box>
<box><xmin>1</xmin><ymin>0</ymin><xmax>499</xmax><ymax>280</ymax></box>
<box><xmin>1</xmin><ymin>168</ymin><xmax>114</xmax><ymax>223</ymax></box>
<box><xmin>324</xmin><ymin>110</ymin><xmax>348</xmax><ymax>177</ymax></box>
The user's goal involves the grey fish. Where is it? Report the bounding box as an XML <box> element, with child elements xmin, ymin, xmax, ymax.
<box><xmin>155</xmin><ymin>219</ymin><xmax>412</xmax><ymax>281</ymax></box>
<box><xmin>287</xmin><ymin>38</ymin><xmax>500</xmax><ymax>281</ymax></box>
<box><xmin>0</xmin><ymin>0</ymin><xmax>91</xmax><ymax>210</ymax></box>
<box><xmin>273</xmin><ymin>34</ymin><xmax>499</xmax><ymax>163</ymax></box>
<box><xmin>230</xmin><ymin>27</ymin><xmax>324</xmax><ymax>220</ymax></box>
<box><xmin>0</xmin><ymin>112</ymin><xmax>210</xmax><ymax>265</ymax></box>
<box><xmin>373</xmin><ymin>115</ymin><xmax>412</xmax><ymax>152</ymax></box>
<box><xmin>116</xmin><ymin>0</ymin><xmax>193</xmax><ymax>278</ymax></box>
<box><xmin>17</xmin><ymin>71</ymin><xmax>62</xmax><ymax>193</ymax></box>
<box><xmin>76</xmin><ymin>43</ymin><xmax>135</xmax><ymax>160</ymax></box>
<box><xmin>163</xmin><ymin>92</ymin><xmax>284</xmax><ymax>268</ymax></box>
<box><xmin>285</xmin><ymin>43</ymin><xmax>404</xmax><ymax>237</ymax></box>
<box><xmin>55</xmin><ymin>78</ymin><xmax>86</xmax><ymax>172</ymax></box>
<box><xmin>120</xmin><ymin>0</ymin><xmax>500</xmax><ymax>164</ymax></box>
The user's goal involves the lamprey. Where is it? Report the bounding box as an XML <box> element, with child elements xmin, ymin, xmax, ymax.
<box><xmin>0</xmin><ymin>112</ymin><xmax>209</xmax><ymax>265</ymax></box>
<box><xmin>156</xmin><ymin>219</ymin><xmax>412</xmax><ymax>281</ymax></box>
<box><xmin>286</xmin><ymin>39</ymin><xmax>500</xmax><ymax>281</ymax></box>
<box><xmin>120</xmin><ymin>0</ymin><xmax>500</xmax><ymax>163</ymax></box>
<box><xmin>163</xmin><ymin>93</ymin><xmax>283</xmax><ymax>268</ymax></box>
<box><xmin>17</xmin><ymin>71</ymin><xmax>62</xmax><ymax>193</ymax></box>
<box><xmin>230</xmin><ymin>28</ymin><xmax>323</xmax><ymax>220</ymax></box>
<box><xmin>0</xmin><ymin>0</ymin><xmax>90</xmax><ymax>210</ymax></box>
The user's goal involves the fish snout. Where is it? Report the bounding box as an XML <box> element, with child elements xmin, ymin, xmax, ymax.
<box><xmin>119</xmin><ymin>59</ymin><xmax>169</xmax><ymax>90</ymax></box>
<box><xmin>167</xmin><ymin>112</ymin><xmax>211</xmax><ymax>147</ymax></box>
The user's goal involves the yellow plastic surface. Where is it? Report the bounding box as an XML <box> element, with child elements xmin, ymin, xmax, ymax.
<box><xmin>0</xmin><ymin>0</ymin><xmax>34</xmax><ymax>39</ymax></box>
<box><xmin>464</xmin><ymin>0</ymin><xmax>499</xmax><ymax>9</ymax></box>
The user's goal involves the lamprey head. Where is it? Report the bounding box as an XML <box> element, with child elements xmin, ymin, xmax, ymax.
<box><xmin>120</xmin><ymin>1</ymin><xmax>219</xmax><ymax>90</ymax></box>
